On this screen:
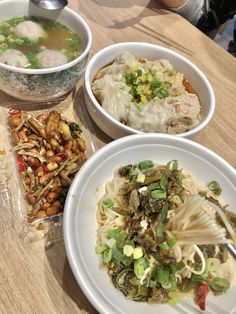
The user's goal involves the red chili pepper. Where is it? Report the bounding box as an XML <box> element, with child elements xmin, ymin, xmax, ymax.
<box><xmin>196</xmin><ymin>283</ymin><xmax>209</xmax><ymax>311</ymax></box>
<box><xmin>17</xmin><ymin>155</ymin><xmax>25</xmax><ymax>172</ymax></box>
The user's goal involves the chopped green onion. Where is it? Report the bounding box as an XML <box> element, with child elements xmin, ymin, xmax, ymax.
<box><xmin>95</xmin><ymin>243</ymin><xmax>108</xmax><ymax>254</ymax></box>
<box><xmin>133</xmin><ymin>247</ymin><xmax>143</xmax><ymax>260</ymax></box>
<box><xmin>191</xmin><ymin>273</ymin><xmax>207</xmax><ymax>282</ymax></box>
<box><xmin>168</xmin><ymin>68</ymin><xmax>177</xmax><ymax>76</ymax></box>
<box><xmin>122</xmin><ymin>257</ymin><xmax>133</xmax><ymax>266</ymax></box>
<box><xmin>150</xmin><ymin>189</ymin><xmax>167</xmax><ymax>199</ymax></box>
<box><xmin>116</xmin><ymin>269</ymin><xmax>133</xmax><ymax>286</ymax></box>
<box><xmin>139</xmin><ymin>160</ymin><xmax>154</xmax><ymax>170</ymax></box>
<box><xmin>103</xmin><ymin>199</ymin><xmax>114</xmax><ymax>208</ymax></box>
<box><xmin>179</xmin><ymin>279</ymin><xmax>193</xmax><ymax>292</ymax></box>
<box><xmin>102</xmin><ymin>248</ymin><xmax>112</xmax><ymax>263</ymax></box>
<box><xmin>156</xmin><ymin>223</ymin><xmax>164</xmax><ymax>238</ymax></box>
<box><xmin>167</xmin><ymin>160</ymin><xmax>178</xmax><ymax>170</ymax></box>
<box><xmin>176</xmin><ymin>261</ymin><xmax>185</xmax><ymax>271</ymax></box>
<box><xmin>211</xmin><ymin>277</ymin><xmax>230</xmax><ymax>292</ymax></box>
<box><xmin>167</xmin><ymin>236</ymin><xmax>177</xmax><ymax>248</ymax></box>
<box><xmin>155</xmin><ymin>89</ymin><xmax>169</xmax><ymax>99</ymax></box>
<box><xmin>137</xmin><ymin>68</ymin><xmax>143</xmax><ymax>76</ymax></box>
<box><xmin>156</xmin><ymin>202</ymin><xmax>169</xmax><ymax>237</ymax></box>
<box><xmin>148</xmin><ymin>264</ymin><xmax>158</xmax><ymax>288</ymax></box>
<box><xmin>151</xmin><ymin>79</ymin><xmax>161</xmax><ymax>88</ymax></box>
<box><xmin>159</xmin><ymin>236</ymin><xmax>177</xmax><ymax>251</ymax></box>
<box><xmin>168</xmin><ymin>291</ymin><xmax>179</xmax><ymax>305</ymax></box>
<box><xmin>159</xmin><ymin>241</ymin><xmax>169</xmax><ymax>251</ymax></box>
<box><xmin>148</xmin><ymin>182</ymin><xmax>160</xmax><ymax>191</ymax></box>
<box><xmin>170</xmin><ymin>260</ymin><xmax>185</xmax><ymax>273</ymax></box>
<box><xmin>123</xmin><ymin>245</ymin><xmax>134</xmax><ymax>257</ymax></box>
<box><xmin>112</xmin><ymin>245</ymin><xmax>124</xmax><ymax>264</ymax></box>
<box><xmin>134</xmin><ymin>257</ymin><xmax>148</xmax><ymax>279</ymax></box>
<box><xmin>107</xmin><ymin>228</ymin><xmax>127</xmax><ymax>241</ymax></box>
<box><xmin>160</xmin><ymin>175</ymin><xmax>168</xmax><ymax>190</ymax></box>
<box><xmin>207</xmin><ymin>180</ymin><xmax>222</xmax><ymax>195</ymax></box>
<box><xmin>168</xmin><ymin>274</ymin><xmax>176</xmax><ymax>290</ymax></box>
<box><xmin>157</xmin><ymin>269</ymin><xmax>170</xmax><ymax>285</ymax></box>
<box><xmin>206</xmin><ymin>258</ymin><xmax>220</xmax><ymax>274</ymax></box>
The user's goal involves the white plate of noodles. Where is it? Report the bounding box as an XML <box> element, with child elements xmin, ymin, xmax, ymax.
<box><xmin>64</xmin><ymin>134</ymin><xmax>236</xmax><ymax>314</ymax></box>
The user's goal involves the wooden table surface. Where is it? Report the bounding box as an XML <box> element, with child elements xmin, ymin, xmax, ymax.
<box><xmin>0</xmin><ymin>1</ymin><xmax>236</xmax><ymax>313</ymax></box>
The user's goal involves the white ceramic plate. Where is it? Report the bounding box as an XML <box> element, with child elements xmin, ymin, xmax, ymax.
<box><xmin>64</xmin><ymin>134</ymin><xmax>236</xmax><ymax>314</ymax></box>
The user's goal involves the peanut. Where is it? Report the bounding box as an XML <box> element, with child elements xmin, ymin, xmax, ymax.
<box><xmin>28</xmin><ymin>157</ymin><xmax>40</xmax><ymax>167</ymax></box>
<box><xmin>64</xmin><ymin>148</ymin><xmax>72</xmax><ymax>159</ymax></box>
<box><xmin>46</xmin><ymin>206</ymin><xmax>60</xmax><ymax>216</ymax></box>
<box><xmin>40</xmin><ymin>202</ymin><xmax>51</xmax><ymax>210</ymax></box>
<box><xmin>48</xmin><ymin>155</ymin><xmax>62</xmax><ymax>163</ymax></box>
<box><xmin>47</xmin><ymin>162</ymin><xmax>58</xmax><ymax>171</ymax></box>
<box><xmin>52</xmin><ymin>200</ymin><xmax>62</xmax><ymax>209</ymax></box>
<box><xmin>26</xmin><ymin>194</ymin><xmax>37</xmax><ymax>205</ymax></box>
<box><xmin>47</xmin><ymin>191</ymin><xmax>57</xmax><ymax>203</ymax></box>
<box><xmin>50</xmin><ymin>138</ymin><xmax>60</xmax><ymax>148</ymax></box>
<box><xmin>45</xmin><ymin>150</ymin><xmax>54</xmax><ymax>158</ymax></box>
<box><xmin>39</xmin><ymin>174</ymin><xmax>52</xmax><ymax>185</ymax></box>
<box><xmin>36</xmin><ymin>210</ymin><xmax>47</xmax><ymax>218</ymax></box>
<box><xmin>8</xmin><ymin>115</ymin><xmax>21</xmax><ymax>128</ymax></box>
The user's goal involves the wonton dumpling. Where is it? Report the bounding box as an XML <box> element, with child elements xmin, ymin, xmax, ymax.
<box><xmin>0</xmin><ymin>49</ymin><xmax>27</xmax><ymax>67</ymax></box>
<box><xmin>14</xmin><ymin>21</ymin><xmax>46</xmax><ymax>41</ymax></box>
<box><xmin>37</xmin><ymin>49</ymin><xmax>67</xmax><ymax>68</ymax></box>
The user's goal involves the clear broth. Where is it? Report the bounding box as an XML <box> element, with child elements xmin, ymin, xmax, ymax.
<box><xmin>0</xmin><ymin>16</ymin><xmax>83</xmax><ymax>68</ymax></box>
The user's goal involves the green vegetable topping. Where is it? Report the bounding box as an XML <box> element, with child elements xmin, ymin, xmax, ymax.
<box><xmin>69</xmin><ymin>122</ymin><xmax>82</xmax><ymax>138</ymax></box>
<box><xmin>103</xmin><ymin>248</ymin><xmax>112</xmax><ymax>263</ymax></box>
<box><xmin>134</xmin><ymin>257</ymin><xmax>148</xmax><ymax>279</ymax></box>
<box><xmin>207</xmin><ymin>180</ymin><xmax>222</xmax><ymax>195</ymax></box>
<box><xmin>139</xmin><ymin>160</ymin><xmax>154</xmax><ymax>170</ymax></box>
<box><xmin>107</xmin><ymin>228</ymin><xmax>128</xmax><ymax>242</ymax></box>
<box><xmin>211</xmin><ymin>277</ymin><xmax>230</xmax><ymax>292</ymax></box>
<box><xmin>167</xmin><ymin>160</ymin><xmax>178</xmax><ymax>171</ymax></box>
<box><xmin>102</xmin><ymin>199</ymin><xmax>114</xmax><ymax>208</ymax></box>
<box><xmin>150</xmin><ymin>189</ymin><xmax>167</xmax><ymax>199</ymax></box>
<box><xmin>124</xmin><ymin>63</ymin><xmax>173</xmax><ymax>103</ymax></box>
<box><xmin>159</xmin><ymin>236</ymin><xmax>177</xmax><ymax>251</ymax></box>
<box><xmin>156</xmin><ymin>202</ymin><xmax>169</xmax><ymax>237</ymax></box>
<box><xmin>95</xmin><ymin>243</ymin><xmax>108</xmax><ymax>254</ymax></box>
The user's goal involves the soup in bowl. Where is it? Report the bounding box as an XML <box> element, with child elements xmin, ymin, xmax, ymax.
<box><xmin>0</xmin><ymin>0</ymin><xmax>92</xmax><ymax>101</ymax></box>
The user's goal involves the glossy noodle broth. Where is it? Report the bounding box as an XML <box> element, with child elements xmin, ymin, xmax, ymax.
<box><xmin>0</xmin><ymin>16</ymin><xmax>83</xmax><ymax>69</ymax></box>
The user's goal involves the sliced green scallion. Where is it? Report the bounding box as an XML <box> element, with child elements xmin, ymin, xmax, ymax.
<box><xmin>207</xmin><ymin>180</ymin><xmax>222</xmax><ymax>195</ymax></box>
<box><xmin>156</xmin><ymin>202</ymin><xmax>169</xmax><ymax>237</ymax></box>
<box><xmin>95</xmin><ymin>243</ymin><xmax>108</xmax><ymax>254</ymax></box>
<box><xmin>167</xmin><ymin>160</ymin><xmax>178</xmax><ymax>171</ymax></box>
<box><xmin>116</xmin><ymin>269</ymin><xmax>133</xmax><ymax>286</ymax></box>
<box><xmin>134</xmin><ymin>257</ymin><xmax>148</xmax><ymax>279</ymax></box>
<box><xmin>150</xmin><ymin>189</ymin><xmax>167</xmax><ymax>199</ymax></box>
<box><xmin>211</xmin><ymin>277</ymin><xmax>230</xmax><ymax>292</ymax></box>
<box><xmin>139</xmin><ymin>160</ymin><xmax>154</xmax><ymax>170</ymax></box>
<box><xmin>102</xmin><ymin>199</ymin><xmax>114</xmax><ymax>208</ymax></box>
<box><xmin>102</xmin><ymin>248</ymin><xmax>112</xmax><ymax>263</ymax></box>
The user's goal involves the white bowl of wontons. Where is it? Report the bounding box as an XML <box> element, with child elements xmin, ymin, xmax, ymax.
<box><xmin>84</xmin><ymin>42</ymin><xmax>215</xmax><ymax>139</ymax></box>
<box><xmin>64</xmin><ymin>134</ymin><xmax>236</xmax><ymax>314</ymax></box>
<box><xmin>0</xmin><ymin>0</ymin><xmax>92</xmax><ymax>101</ymax></box>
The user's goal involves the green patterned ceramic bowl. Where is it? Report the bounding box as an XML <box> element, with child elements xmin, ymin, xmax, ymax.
<box><xmin>0</xmin><ymin>0</ymin><xmax>92</xmax><ymax>101</ymax></box>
